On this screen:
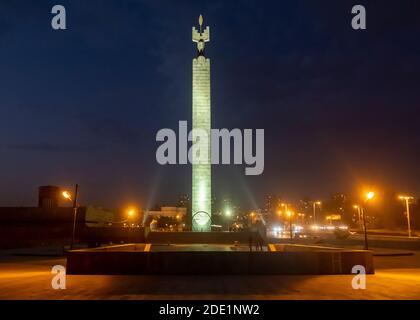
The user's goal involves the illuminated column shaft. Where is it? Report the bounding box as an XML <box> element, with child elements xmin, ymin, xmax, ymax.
<box><xmin>192</xmin><ymin>18</ymin><xmax>211</xmax><ymax>232</ymax></box>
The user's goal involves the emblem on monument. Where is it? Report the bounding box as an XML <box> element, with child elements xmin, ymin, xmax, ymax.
<box><xmin>192</xmin><ymin>14</ymin><xmax>210</xmax><ymax>56</ymax></box>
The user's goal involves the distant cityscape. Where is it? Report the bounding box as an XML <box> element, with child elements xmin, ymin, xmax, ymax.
<box><xmin>1</xmin><ymin>185</ymin><xmax>417</xmax><ymax>242</ymax></box>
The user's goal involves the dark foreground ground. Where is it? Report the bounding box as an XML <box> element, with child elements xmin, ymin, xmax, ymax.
<box><xmin>0</xmin><ymin>246</ymin><xmax>419</xmax><ymax>299</ymax></box>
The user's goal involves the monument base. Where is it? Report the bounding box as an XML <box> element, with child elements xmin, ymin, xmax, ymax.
<box><xmin>66</xmin><ymin>243</ymin><xmax>374</xmax><ymax>275</ymax></box>
<box><xmin>146</xmin><ymin>231</ymin><xmax>260</xmax><ymax>244</ymax></box>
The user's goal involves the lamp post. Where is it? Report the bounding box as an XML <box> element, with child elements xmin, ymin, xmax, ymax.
<box><xmin>280</xmin><ymin>203</ymin><xmax>288</xmax><ymax>212</ymax></box>
<box><xmin>286</xmin><ymin>211</ymin><xmax>293</xmax><ymax>240</ymax></box>
<box><xmin>281</xmin><ymin>203</ymin><xmax>293</xmax><ymax>240</ymax></box>
<box><xmin>62</xmin><ymin>184</ymin><xmax>79</xmax><ymax>250</ymax></box>
<box><xmin>250</xmin><ymin>211</ymin><xmax>255</xmax><ymax>224</ymax></box>
<box><xmin>224</xmin><ymin>208</ymin><xmax>233</xmax><ymax>231</ymax></box>
<box><xmin>360</xmin><ymin>191</ymin><xmax>375</xmax><ymax>250</ymax></box>
<box><xmin>312</xmin><ymin>201</ymin><xmax>321</xmax><ymax>224</ymax></box>
<box><xmin>399</xmin><ymin>196</ymin><xmax>414</xmax><ymax>238</ymax></box>
<box><xmin>353</xmin><ymin>205</ymin><xmax>362</xmax><ymax>229</ymax></box>
<box><xmin>127</xmin><ymin>208</ymin><xmax>136</xmax><ymax>227</ymax></box>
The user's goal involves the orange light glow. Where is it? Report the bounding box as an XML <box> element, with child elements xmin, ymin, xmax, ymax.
<box><xmin>62</xmin><ymin>191</ymin><xmax>72</xmax><ymax>201</ymax></box>
<box><xmin>398</xmin><ymin>195</ymin><xmax>413</xmax><ymax>200</ymax></box>
<box><xmin>366</xmin><ymin>192</ymin><xmax>375</xmax><ymax>200</ymax></box>
<box><xmin>127</xmin><ymin>208</ymin><xmax>137</xmax><ymax>218</ymax></box>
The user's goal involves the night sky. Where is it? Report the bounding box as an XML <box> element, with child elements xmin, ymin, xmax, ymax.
<box><xmin>1</xmin><ymin>0</ymin><xmax>420</xmax><ymax>209</ymax></box>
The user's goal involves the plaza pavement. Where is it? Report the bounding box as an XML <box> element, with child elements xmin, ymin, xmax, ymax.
<box><xmin>0</xmin><ymin>247</ymin><xmax>419</xmax><ymax>299</ymax></box>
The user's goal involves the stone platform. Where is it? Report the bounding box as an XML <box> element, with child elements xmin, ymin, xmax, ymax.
<box><xmin>146</xmin><ymin>231</ymin><xmax>259</xmax><ymax>244</ymax></box>
<box><xmin>66</xmin><ymin>243</ymin><xmax>374</xmax><ymax>275</ymax></box>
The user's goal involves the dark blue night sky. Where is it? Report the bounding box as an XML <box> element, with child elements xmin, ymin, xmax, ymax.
<box><xmin>1</xmin><ymin>0</ymin><xmax>419</xmax><ymax>209</ymax></box>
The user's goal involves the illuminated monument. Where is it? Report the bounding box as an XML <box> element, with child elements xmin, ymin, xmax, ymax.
<box><xmin>66</xmin><ymin>17</ymin><xmax>375</xmax><ymax>278</ymax></box>
<box><xmin>191</xmin><ymin>15</ymin><xmax>212</xmax><ymax>231</ymax></box>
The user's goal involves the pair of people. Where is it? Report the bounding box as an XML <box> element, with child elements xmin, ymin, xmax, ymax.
<box><xmin>248</xmin><ymin>233</ymin><xmax>264</xmax><ymax>251</ymax></box>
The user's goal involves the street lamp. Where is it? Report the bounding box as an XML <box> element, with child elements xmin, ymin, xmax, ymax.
<box><xmin>127</xmin><ymin>207</ymin><xmax>143</xmax><ymax>227</ymax></box>
<box><xmin>286</xmin><ymin>210</ymin><xmax>293</xmax><ymax>240</ymax></box>
<box><xmin>280</xmin><ymin>203</ymin><xmax>289</xmax><ymax>219</ymax></box>
<box><xmin>62</xmin><ymin>191</ymin><xmax>71</xmax><ymax>201</ymax></box>
<box><xmin>127</xmin><ymin>208</ymin><xmax>136</xmax><ymax>226</ymax></box>
<box><xmin>353</xmin><ymin>205</ymin><xmax>362</xmax><ymax>229</ymax></box>
<box><xmin>62</xmin><ymin>184</ymin><xmax>79</xmax><ymax>250</ymax></box>
<box><xmin>312</xmin><ymin>201</ymin><xmax>321</xmax><ymax>224</ymax></box>
<box><xmin>360</xmin><ymin>191</ymin><xmax>375</xmax><ymax>250</ymax></box>
<box><xmin>128</xmin><ymin>208</ymin><xmax>137</xmax><ymax>221</ymax></box>
<box><xmin>398</xmin><ymin>195</ymin><xmax>414</xmax><ymax>238</ymax></box>
<box><xmin>280</xmin><ymin>203</ymin><xmax>294</xmax><ymax>240</ymax></box>
<box><xmin>249</xmin><ymin>212</ymin><xmax>256</xmax><ymax>224</ymax></box>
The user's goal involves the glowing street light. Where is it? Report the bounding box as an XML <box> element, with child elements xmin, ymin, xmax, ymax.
<box><xmin>249</xmin><ymin>211</ymin><xmax>256</xmax><ymax>224</ymax></box>
<box><xmin>128</xmin><ymin>209</ymin><xmax>136</xmax><ymax>217</ymax></box>
<box><xmin>126</xmin><ymin>207</ymin><xmax>141</xmax><ymax>227</ymax></box>
<box><xmin>312</xmin><ymin>201</ymin><xmax>321</xmax><ymax>224</ymax></box>
<box><xmin>280</xmin><ymin>203</ymin><xmax>289</xmax><ymax>216</ymax></box>
<box><xmin>286</xmin><ymin>211</ymin><xmax>293</xmax><ymax>240</ymax></box>
<box><xmin>399</xmin><ymin>195</ymin><xmax>414</xmax><ymax>238</ymax></box>
<box><xmin>366</xmin><ymin>192</ymin><xmax>375</xmax><ymax>200</ymax></box>
<box><xmin>359</xmin><ymin>191</ymin><xmax>375</xmax><ymax>250</ymax></box>
<box><xmin>62</xmin><ymin>184</ymin><xmax>79</xmax><ymax>250</ymax></box>
<box><xmin>353</xmin><ymin>204</ymin><xmax>362</xmax><ymax>229</ymax></box>
<box><xmin>279</xmin><ymin>202</ymin><xmax>293</xmax><ymax>240</ymax></box>
<box><xmin>62</xmin><ymin>191</ymin><xmax>72</xmax><ymax>201</ymax></box>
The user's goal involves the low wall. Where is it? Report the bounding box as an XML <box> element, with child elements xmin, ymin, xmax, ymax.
<box><xmin>274</xmin><ymin>244</ymin><xmax>341</xmax><ymax>252</ymax></box>
<box><xmin>0</xmin><ymin>224</ymin><xmax>146</xmax><ymax>250</ymax></box>
<box><xmin>66</xmin><ymin>244</ymin><xmax>374</xmax><ymax>275</ymax></box>
<box><xmin>146</xmin><ymin>231</ymin><xmax>260</xmax><ymax>244</ymax></box>
<box><xmin>269</xmin><ymin>237</ymin><xmax>420</xmax><ymax>251</ymax></box>
<box><xmin>81</xmin><ymin>227</ymin><xmax>146</xmax><ymax>246</ymax></box>
<box><xmin>0</xmin><ymin>223</ymin><xmax>74</xmax><ymax>249</ymax></box>
<box><xmin>322</xmin><ymin>238</ymin><xmax>420</xmax><ymax>251</ymax></box>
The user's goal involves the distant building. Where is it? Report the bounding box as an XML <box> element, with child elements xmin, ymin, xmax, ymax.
<box><xmin>264</xmin><ymin>194</ymin><xmax>282</xmax><ymax>215</ymax></box>
<box><xmin>38</xmin><ymin>185</ymin><xmax>61</xmax><ymax>208</ymax></box>
<box><xmin>177</xmin><ymin>194</ymin><xmax>190</xmax><ymax>208</ymax></box>
<box><xmin>145</xmin><ymin>206</ymin><xmax>187</xmax><ymax>220</ymax></box>
<box><xmin>0</xmin><ymin>185</ymin><xmax>115</xmax><ymax>225</ymax></box>
<box><xmin>0</xmin><ymin>186</ymin><xmax>116</xmax><ymax>249</ymax></box>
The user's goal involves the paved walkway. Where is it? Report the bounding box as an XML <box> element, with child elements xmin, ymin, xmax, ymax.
<box><xmin>0</xmin><ymin>250</ymin><xmax>419</xmax><ymax>299</ymax></box>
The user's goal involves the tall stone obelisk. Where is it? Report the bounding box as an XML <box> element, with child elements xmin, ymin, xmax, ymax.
<box><xmin>191</xmin><ymin>15</ymin><xmax>212</xmax><ymax>232</ymax></box>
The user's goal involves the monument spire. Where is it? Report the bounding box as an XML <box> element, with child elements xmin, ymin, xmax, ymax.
<box><xmin>191</xmin><ymin>16</ymin><xmax>212</xmax><ymax>232</ymax></box>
